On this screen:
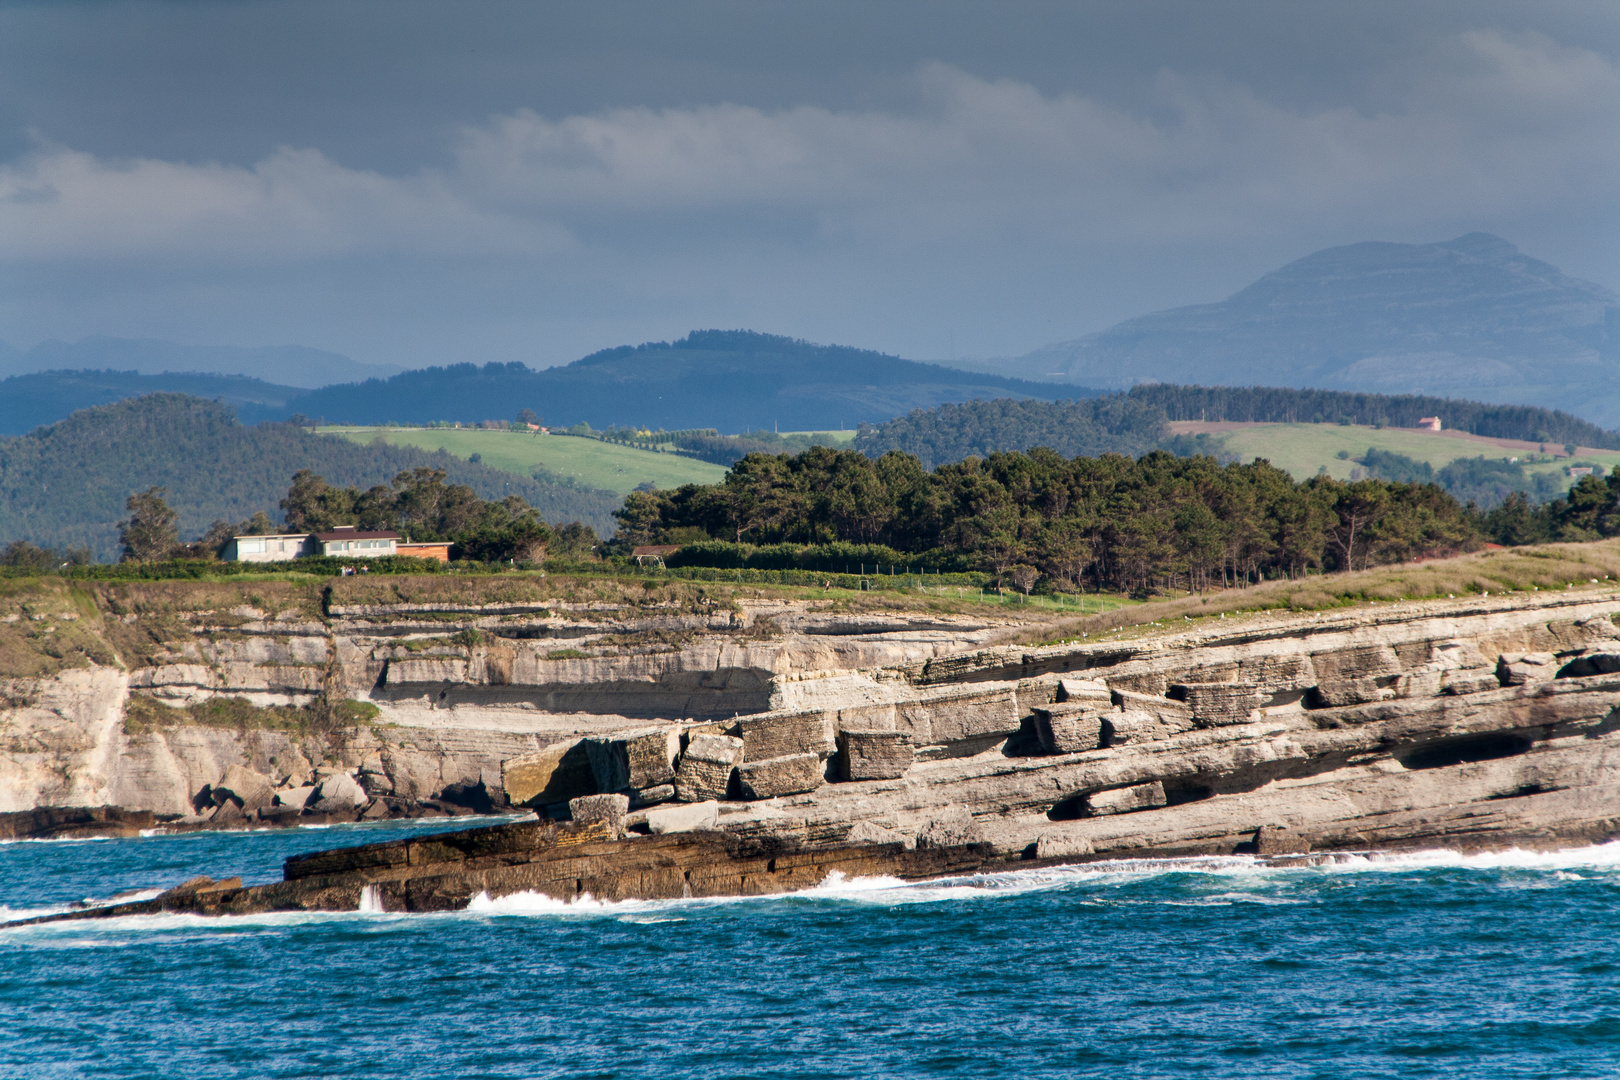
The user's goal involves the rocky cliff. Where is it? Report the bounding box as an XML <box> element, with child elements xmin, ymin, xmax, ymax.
<box><xmin>10</xmin><ymin>570</ymin><xmax>1620</xmax><ymax>887</ymax></box>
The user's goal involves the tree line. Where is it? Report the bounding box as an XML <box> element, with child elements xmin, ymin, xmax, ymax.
<box><xmin>106</xmin><ymin>468</ymin><xmax>599</xmax><ymax>565</ymax></box>
<box><xmin>1126</xmin><ymin>384</ymin><xmax>1620</xmax><ymax>450</ymax></box>
<box><xmin>851</xmin><ymin>389</ymin><xmax>1620</xmax><ymax>474</ymax></box>
<box><xmin>611</xmin><ymin>446</ymin><xmax>1481</xmax><ymax>594</ymax></box>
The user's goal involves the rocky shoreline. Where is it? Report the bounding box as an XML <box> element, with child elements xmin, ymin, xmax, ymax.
<box><xmin>13</xmin><ymin>583</ymin><xmax>1620</xmax><ymax>923</ymax></box>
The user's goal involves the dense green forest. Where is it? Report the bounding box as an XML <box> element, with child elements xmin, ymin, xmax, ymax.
<box><xmin>611</xmin><ymin>446</ymin><xmax>1483</xmax><ymax>593</ymax></box>
<box><xmin>856</xmin><ymin>388</ymin><xmax>1620</xmax><ymax>471</ymax></box>
<box><xmin>614</xmin><ymin>444</ymin><xmax>1620</xmax><ymax>593</ymax></box>
<box><xmin>1127</xmin><ymin>384</ymin><xmax>1620</xmax><ymax>450</ymax></box>
<box><xmin>0</xmin><ymin>395</ymin><xmax>622</xmax><ymax>559</ymax></box>
<box><xmin>853</xmin><ymin>397</ymin><xmax>1168</xmax><ymax>470</ymax></box>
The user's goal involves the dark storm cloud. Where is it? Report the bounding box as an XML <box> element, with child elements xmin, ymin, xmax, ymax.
<box><xmin>0</xmin><ymin>1</ymin><xmax>1616</xmax><ymax>370</ymax></box>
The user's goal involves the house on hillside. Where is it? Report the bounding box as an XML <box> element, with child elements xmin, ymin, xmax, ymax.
<box><xmin>312</xmin><ymin>526</ymin><xmax>399</xmax><ymax>557</ymax></box>
<box><xmin>1417</xmin><ymin>416</ymin><xmax>1442</xmax><ymax>431</ymax></box>
<box><xmin>224</xmin><ymin>525</ymin><xmax>401</xmax><ymax>562</ymax></box>
<box><xmin>223</xmin><ymin>533</ymin><xmax>316</xmax><ymax>562</ymax></box>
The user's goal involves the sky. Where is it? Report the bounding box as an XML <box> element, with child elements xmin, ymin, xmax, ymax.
<box><xmin>0</xmin><ymin>0</ymin><xmax>1616</xmax><ymax>374</ymax></box>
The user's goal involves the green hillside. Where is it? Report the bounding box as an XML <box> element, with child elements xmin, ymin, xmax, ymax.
<box><xmin>0</xmin><ymin>396</ymin><xmax>623</xmax><ymax>558</ymax></box>
<box><xmin>325</xmin><ymin>427</ymin><xmax>729</xmax><ymax>494</ymax></box>
<box><xmin>1192</xmin><ymin>423</ymin><xmax>1620</xmax><ymax>490</ymax></box>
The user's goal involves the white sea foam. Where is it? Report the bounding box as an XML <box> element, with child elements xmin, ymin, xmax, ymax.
<box><xmin>12</xmin><ymin>842</ymin><xmax>1620</xmax><ymax>935</ymax></box>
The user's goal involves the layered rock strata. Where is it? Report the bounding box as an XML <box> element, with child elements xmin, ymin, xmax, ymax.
<box><xmin>20</xmin><ymin>588</ymin><xmax>1620</xmax><ymax>920</ymax></box>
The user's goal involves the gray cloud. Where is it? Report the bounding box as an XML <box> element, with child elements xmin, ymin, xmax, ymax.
<box><xmin>0</xmin><ymin>5</ymin><xmax>1615</xmax><ymax>371</ymax></box>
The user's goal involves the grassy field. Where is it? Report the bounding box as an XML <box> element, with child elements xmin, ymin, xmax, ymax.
<box><xmin>1193</xmin><ymin>423</ymin><xmax>1620</xmax><ymax>488</ymax></box>
<box><xmin>322</xmin><ymin>427</ymin><xmax>729</xmax><ymax>495</ymax></box>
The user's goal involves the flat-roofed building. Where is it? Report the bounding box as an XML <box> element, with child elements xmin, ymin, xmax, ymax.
<box><xmin>222</xmin><ymin>533</ymin><xmax>315</xmax><ymax>563</ymax></box>
<box><xmin>313</xmin><ymin>527</ymin><xmax>400</xmax><ymax>557</ymax></box>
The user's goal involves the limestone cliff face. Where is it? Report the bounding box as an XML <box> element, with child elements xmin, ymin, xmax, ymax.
<box><xmin>9</xmin><ymin>575</ymin><xmax>1620</xmax><ymax>866</ymax></box>
<box><xmin>0</xmin><ymin>580</ymin><xmax>1012</xmax><ymax>816</ymax></box>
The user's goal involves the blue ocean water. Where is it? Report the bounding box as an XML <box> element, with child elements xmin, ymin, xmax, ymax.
<box><xmin>5</xmin><ymin>822</ymin><xmax>1620</xmax><ymax>1079</ymax></box>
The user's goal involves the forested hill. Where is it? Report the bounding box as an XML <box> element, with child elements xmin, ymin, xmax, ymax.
<box><xmin>1127</xmin><ymin>385</ymin><xmax>1620</xmax><ymax>450</ymax></box>
<box><xmin>853</xmin><ymin>397</ymin><xmax>1168</xmax><ymax>469</ymax></box>
<box><xmin>0</xmin><ymin>395</ymin><xmax>621</xmax><ymax>558</ymax></box>
<box><xmin>855</xmin><ymin>386</ymin><xmax>1620</xmax><ymax>467</ymax></box>
<box><xmin>275</xmin><ymin>330</ymin><xmax>1080</xmax><ymax>431</ymax></box>
<box><xmin>0</xmin><ymin>369</ymin><xmax>302</xmax><ymax>436</ymax></box>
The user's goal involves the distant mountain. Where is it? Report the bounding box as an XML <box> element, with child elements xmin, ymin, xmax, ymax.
<box><xmin>0</xmin><ymin>395</ymin><xmax>621</xmax><ymax>559</ymax></box>
<box><xmin>0</xmin><ymin>370</ymin><xmax>301</xmax><ymax>436</ymax></box>
<box><xmin>280</xmin><ymin>330</ymin><xmax>1088</xmax><ymax>431</ymax></box>
<box><xmin>0</xmin><ymin>337</ymin><xmax>402</xmax><ymax>388</ymax></box>
<box><xmin>995</xmin><ymin>234</ymin><xmax>1620</xmax><ymax>426</ymax></box>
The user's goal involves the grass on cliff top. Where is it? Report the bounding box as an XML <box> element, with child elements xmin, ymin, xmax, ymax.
<box><xmin>122</xmin><ymin>694</ymin><xmax>378</xmax><ymax>738</ymax></box>
<box><xmin>328</xmin><ymin>570</ymin><xmax>1065</xmax><ymax>623</ymax></box>
<box><xmin>1011</xmin><ymin>539</ymin><xmax>1620</xmax><ymax>648</ymax></box>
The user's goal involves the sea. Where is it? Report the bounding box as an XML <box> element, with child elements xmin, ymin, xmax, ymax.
<box><xmin>5</xmin><ymin>819</ymin><xmax>1620</xmax><ymax>1079</ymax></box>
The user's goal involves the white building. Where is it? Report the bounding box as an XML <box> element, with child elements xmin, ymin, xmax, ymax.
<box><xmin>223</xmin><ymin>525</ymin><xmax>401</xmax><ymax>562</ymax></box>
<box><xmin>222</xmin><ymin>533</ymin><xmax>315</xmax><ymax>563</ymax></box>
<box><xmin>311</xmin><ymin>526</ymin><xmax>400</xmax><ymax>557</ymax></box>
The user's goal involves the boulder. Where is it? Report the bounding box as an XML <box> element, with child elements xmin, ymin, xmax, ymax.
<box><xmin>630</xmin><ymin>784</ymin><xmax>675</xmax><ymax>808</ymax></box>
<box><xmin>360</xmin><ymin>798</ymin><xmax>391</xmax><ymax>820</ymax></box>
<box><xmin>568</xmin><ymin>793</ymin><xmax>630</xmax><ymax>838</ymax></box>
<box><xmin>1442</xmin><ymin>669</ymin><xmax>1501</xmax><ymax>696</ymax></box>
<box><xmin>1498</xmin><ymin>652</ymin><xmax>1557</xmax><ymax>687</ymax></box>
<box><xmin>1083</xmin><ymin>780</ymin><xmax>1168</xmax><ymax>817</ymax></box>
<box><xmin>1306</xmin><ymin>677</ymin><xmax>1395</xmax><ymax>709</ymax></box>
<box><xmin>1169</xmin><ymin>683</ymin><xmax>1261</xmax><ymax>727</ymax></box>
<box><xmin>584</xmin><ymin>727</ymin><xmax>680</xmax><ymax>792</ymax></box>
<box><xmin>836</xmin><ymin>702</ymin><xmax>897</xmax><ymax>730</ymax></box>
<box><xmin>275</xmin><ymin>786</ymin><xmax>314</xmax><ymax>809</ymax></box>
<box><xmin>837</xmin><ymin>729</ymin><xmax>913</xmax><ymax>781</ymax></box>
<box><xmin>1035</xmin><ymin>832</ymin><xmax>1095</xmax><ymax>859</ymax></box>
<box><xmin>674</xmin><ymin>734</ymin><xmax>743</xmax><ymax>802</ymax></box>
<box><xmin>736</xmin><ymin>753</ymin><xmax>823</xmax><ymax>800</ymax></box>
<box><xmin>1100</xmin><ymin>710</ymin><xmax>1175</xmax><ymax>747</ymax></box>
<box><xmin>214</xmin><ymin>764</ymin><xmax>275</xmax><ymax>813</ymax></box>
<box><xmin>915</xmin><ymin>805</ymin><xmax>984</xmax><ymax>849</ymax></box>
<box><xmin>502</xmin><ymin>739</ymin><xmax>598</xmax><ymax>808</ymax></box>
<box><xmin>645</xmin><ymin>800</ymin><xmax>719</xmax><ymax>835</ymax></box>
<box><xmin>1556</xmin><ymin>652</ymin><xmax>1620</xmax><ymax>679</ymax></box>
<box><xmin>1056</xmin><ymin>678</ymin><xmax>1112</xmax><ymax>705</ymax></box>
<box><xmin>1254</xmin><ymin>824</ymin><xmax>1310</xmax><ymax>855</ymax></box>
<box><xmin>308</xmin><ymin>772</ymin><xmax>367</xmax><ymax>814</ymax></box>
<box><xmin>209</xmin><ymin>800</ymin><xmax>245</xmax><ymax>825</ymax></box>
<box><xmin>1310</xmin><ymin>644</ymin><xmax>1401</xmax><ymax>681</ymax></box>
<box><xmin>903</xmin><ymin>688</ymin><xmax>1020</xmax><ymax>746</ymax></box>
<box><xmin>737</xmin><ymin>711</ymin><xmax>835</xmax><ymax>762</ymax></box>
<box><xmin>1032</xmin><ymin>705</ymin><xmax>1104</xmax><ymax>754</ymax></box>
<box><xmin>1109</xmin><ymin>690</ymin><xmax>1195</xmax><ymax>731</ymax></box>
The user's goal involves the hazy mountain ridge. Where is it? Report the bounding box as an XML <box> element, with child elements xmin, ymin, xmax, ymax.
<box><xmin>1001</xmin><ymin>234</ymin><xmax>1620</xmax><ymax>425</ymax></box>
<box><xmin>0</xmin><ymin>337</ymin><xmax>401</xmax><ymax>388</ymax></box>
<box><xmin>278</xmin><ymin>330</ymin><xmax>1088</xmax><ymax>431</ymax></box>
<box><xmin>0</xmin><ymin>370</ymin><xmax>303</xmax><ymax>436</ymax></box>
